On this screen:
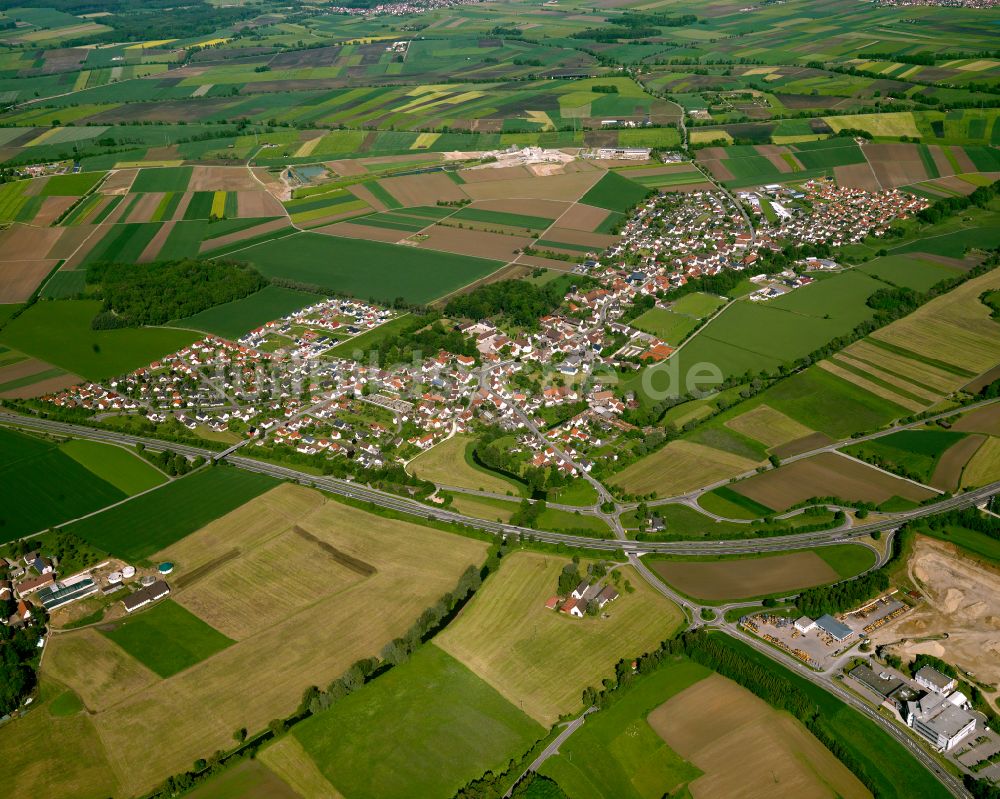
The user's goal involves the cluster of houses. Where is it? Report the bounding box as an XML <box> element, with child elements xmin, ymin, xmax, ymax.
<box><xmin>325</xmin><ymin>0</ymin><xmax>475</xmax><ymax>17</ymax></box>
<box><xmin>743</xmin><ymin>180</ymin><xmax>929</xmax><ymax>245</ymax></box>
<box><xmin>1</xmin><ymin>551</ymin><xmax>103</xmax><ymax>629</ymax></box>
<box><xmin>545</xmin><ymin>578</ymin><xmax>620</xmax><ymax>618</ymax></box>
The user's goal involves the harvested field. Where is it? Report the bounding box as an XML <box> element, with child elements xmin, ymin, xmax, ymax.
<box><xmin>649</xmin><ymin>674</ymin><xmax>871</xmax><ymax>799</ymax></box>
<box><xmin>731</xmin><ymin>451</ymin><xmax>936</xmax><ymax>511</ymax></box>
<box><xmin>831</xmin><ymin>353</ymin><xmax>940</xmax><ymax>403</ymax></box>
<box><xmin>609</xmin><ymin>440</ymin><xmax>761</xmax><ymax>497</ymax></box>
<box><xmin>0</xmin><ymin>260</ymin><xmax>58</xmax><ymax>302</ymax></box>
<box><xmin>43</xmin><ymin>628</ymin><xmax>159</xmax><ymax>712</ymax></box>
<box><xmin>556</xmin><ymin>202</ymin><xmax>612</xmax><ymax>231</ymax></box>
<box><xmin>843</xmin><ymin>339</ymin><xmax>962</xmax><ymax>395</ymax></box>
<box><xmin>835</xmin><ymin>162</ymin><xmax>881</xmax><ymax>191</ymax></box>
<box><xmin>724</xmin><ymin>404</ymin><xmax>814</xmax><ymax>449</ymax></box>
<box><xmin>188</xmin><ymin>166</ymin><xmax>259</xmax><ymax>192</ymax></box>
<box><xmin>258</xmin><ymin>736</ymin><xmax>342</xmax><ymax>799</ymax></box>
<box><xmin>416</xmin><ymin>225</ymin><xmax>531</xmax><ymax>261</ymax></box>
<box><xmin>872</xmin><ymin>537</ymin><xmax>1000</xmax><ymax>711</ymax></box>
<box><xmin>961</xmin><ymin>435</ymin><xmax>1000</xmax><ymax>488</ymax></box>
<box><xmin>862</xmin><ymin>143</ymin><xmax>928</xmax><ymax>188</ymax></box>
<box><xmin>458</xmin><ymin>165</ymin><xmax>532</xmax><ymax>183</ymax></box>
<box><xmin>0</xmin><ymin>223</ymin><xmax>62</xmax><ymax>259</ymax></box>
<box><xmin>101</xmin><ymin>168</ymin><xmax>137</xmax><ymax>194</ymax></box>
<box><xmin>435</xmin><ymin>551</ymin><xmax>684</xmax><ymax>726</ymax></box>
<box><xmin>932</xmin><ymin>433</ymin><xmax>986</xmax><ymax>491</ymax></box>
<box><xmin>60</xmin><ymin>484</ymin><xmax>488</xmax><ymax>796</ymax></box>
<box><xmin>461</xmin><ymin>172</ymin><xmax>602</xmax><ymax>202</ymax></box>
<box><xmin>652</xmin><ymin>551</ymin><xmax>843</xmax><ymax>601</ymax></box>
<box><xmin>199</xmin><ymin>218</ymin><xmax>290</xmax><ymax>253</ymax></box>
<box><xmin>952</xmin><ymin>403</ymin><xmax>1000</xmax><ymax>436</ymax></box>
<box><xmin>378</xmin><ymin>172</ymin><xmax>466</xmax><ymax>206</ymax></box>
<box><xmin>236</xmin><ymin>191</ymin><xmax>284</xmax><ymax>218</ymax></box>
<box><xmin>870</xmin><ymin>269</ymin><xmax>1000</xmax><ymax>375</ymax></box>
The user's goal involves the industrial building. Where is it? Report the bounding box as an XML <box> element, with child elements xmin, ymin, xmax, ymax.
<box><xmin>915</xmin><ymin>666</ymin><xmax>958</xmax><ymax>695</ymax></box>
<box><xmin>37</xmin><ymin>577</ymin><xmax>98</xmax><ymax>612</ymax></box>
<box><xmin>905</xmin><ymin>692</ymin><xmax>976</xmax><ymax>751</ymax></box>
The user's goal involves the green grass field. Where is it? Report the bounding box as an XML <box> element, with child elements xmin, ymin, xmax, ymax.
<box><xmin>59</xmin><ymin>439</ymin><xmax>167</xmax><ymax>495</ymax></box>
<box><xmin>0</xmin><ymin>300</ymin><xmax>199</xmax><ymax>381</ymax></box>
<box><xmin>539</xmin><ymin>659</ymin><xmax>709</xmax><ymax>799</ymax></box>
<box><xmin>579</xmin><ymin>171</ymin><xmax>651</xmax><ymax>213</ymax></box>
<box><xmin>631</xmin><ymin>308</ymin><xmax>698</xmax><ymax>343</ymax></box>
<box><xmin>842</xmin><ymin>429</ymin><xmax>967</xmax><ymax>484</ymax></box>
<box><xmin>0</xmin><ymin>427</ymin><xmax>126</xmax><ymax>543</ymax></box>
<box><xmin>452</xmin><ymin>206</ymin><xmax>555</xmax><ymax>230</ymax></box>
<box><xmin>64</xmin><ymin>467</ymin><xmax>279</xmax><ymax>561</ymax></box>
<box><xmin>292</xmin><ymin>644</ymin><xmax>544</xmax><ymax>799</ymax></box>
<box><xmin>815</xmin><ymin>543</ymin><xmax>878</xmax><ymax>578</ymax></box>
<box><xmin>238</xmin><ymin>232</ymin><xmax>503</xmax><ymax>305</ymax></box>
<box><xmin>172</xmin><ymin>285</ymin><xmax>325</xmax><ymax>339</ymax></box>
<box><xmin>130</xmin><ymin>166</ymin><xmax>193</xmax><ymax>193</ymax></box>
<box><xmin>856</xmin><ymin>255</ymin><xmax>962</xmax><ymax>292</ymax></box>
<box><xmin>102</xmin><ymin>599</ymin><xmax>234</xmax><ymax>678</ymax></box>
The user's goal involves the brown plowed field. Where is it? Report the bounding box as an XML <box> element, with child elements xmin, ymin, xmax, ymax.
<box><xmin>0</xmin><ymin>357</ymin><xmax>52</xmax><ymax>385</ymax></box>
<box><xmin>556</xmin><ymin>203</ymin><xmax>612</xmax><ymax>232</ymax></box>
<box><xmin>378</xmin><ymin>172</ymin><xmax>466</xmax><ymax>206</ymax></box>
<box><xmin>172</xmin><ymin>191</ymin><xmax>194</xmax><ymax>221</ymax></box>
<box><xmin>458</xmin><ymin>165</ymin><xmax>532</xmax><ymax>183</ymax></box>
<box><xmin>417</xmin><ymin>225</ymin><xmax>531</xmax><ymax>261</ymax></box>
<box><xmin>0</xmin><ymin>223</ymin><xmax>62</xmax><ymax>259</ymax></box>
<box><xmin>345</xmin><ymin>183</ymin><xmax>387</xmax><ymax>212</ymax></box>
<box><xmin>517</xmin><ymin>254</ymin><xmax>576</xmax><ymax>270</ymax></box>
<box><xmin>461</xmin><ymin>171</ymin><xmax>602</xmax><ymax>202</ymax></box>
<box><xmin>964</xmin><ymin>364</ymin><xmax>1000</xmax><ymax>394</ymax></box>
<box><xmin>124</xmin><ymin>192</ymin><xmax>163</xmax><ymax>223</ymax></box>
<box><xmin>543</xmin><ymin>226</ymin><xmax>617</xmax><ymax>248</ymax></box>
<box><xmin>931</xmin><ymin>175</ymin><xmax>981</xmax><ymax>196</ymax></box>
<box><xmin>0</xmin><ymin>260</ymin><xmax>58</xmax><ymax>302</ymax></box>
<box><xmin>862</xmin><ymin>143</ymin><xmax>928</xmax><ymax>188</ymax></box>
<box><xmin>32</xmin><ymin>196</ymin><xmax>77</xmax><ymax>226</ymax></box>
<box><xmin>138</xmin><ymin>220</ymin><xmax>174</xmax><ymax>263</ymax></box>
<box><xmin>200</xmin><ymin>218</ymin><xmax>290</xmax><ymax>254</ymax></box>
<box><xmin>731</xmin><ymin>451</ymin><xmax>935</xmax><ymax>510</ymax></box>
<box><xmin>235</xmin><ymin>191</ymin><xmax>284</xmax><ymax>218</ymax></box>
<box><xmin>931</xmin><ymin>434</ymin><xmax>986</xmax><ymax>491</ymax></box>
<box><xmin>953</xmin><ymin>403</ymin><xmax>1000</xmax><ymax>435</ymax></box>
<box><xmin>835</xmin><ymin>162</ymin><xmax>881</xmax><ymax>191</ymax></box>
<box><xmin>650</xmin><ymin>674</ymin><xmax>871</xmax><ymax>799</ymax></box>
<box><xmin>700</xmin><ymin>158</ymin><xmax>735</xmax><ymax>182</ymax></box>
<box><xmin>651</xmin><ymin>551</ymin><xmax>839</xmax><ymax>600</ymax></box>
<box><xmin>951</xmin><ymin>146</ymin><xmax>977</xmax><ymax>173</ymax></box>
<box><xmin>315</xmin><ymin>221</ymin><xmax>405</xmax><ymax>243</ymax></box>
<box><xmin>469</xmin><ymin>197</ymin><xmax>569</xmax><ymax>218</ymax></box>
<box><xmin>771</xmin><ymin>431</ymin><xmax>836</xmax><ymax>459</ymax></box>
<box><xmin>189</xmin><ymin>166</ymin><xmax>259</xmax><ymax>192</ymax></box>
<box><xmin>928</xmin><ymin>145</ymin><xmax>956</xmax><ymax>177</ymax></box>
<box><xmin>325</xmin><ymin>159</ymin><xmax>366</xmax><ymax>177</ymax></box>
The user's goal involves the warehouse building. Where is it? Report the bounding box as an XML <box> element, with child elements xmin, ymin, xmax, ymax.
<box><xmin>905</xmin><ymin>692</ymin><xmax>976</xmax><ymax>751</ymax></box>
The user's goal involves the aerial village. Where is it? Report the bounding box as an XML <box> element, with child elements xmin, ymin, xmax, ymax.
<box><xmin>37</xmin><ymin>173</ymin><xmax>928</xmax><ymax>482</ymax></box>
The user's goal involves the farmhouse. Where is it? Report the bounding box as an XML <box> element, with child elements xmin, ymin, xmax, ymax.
<box><xmin>122</xmin><ymin>580</ymin><xmax>171</xmax><ymax>613</ymax></box>
<box><xmin>14</xmin><ymin>572</ymin><xmax>55</xmax><ymax>597</ymax></box>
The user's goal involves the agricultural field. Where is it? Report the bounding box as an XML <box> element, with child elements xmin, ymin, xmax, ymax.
<box><xmin>435</xmin><ymin>551</ymin><xmax>685</xmax><ymax>726</ymax></box>
<box><xmin>647</xmin><ymin>544</ymin><xmax>876</xmax><ymax>602</ymax></box>
<box><xmin>172</xmin><ymin>285</ymin><xmax>324</xmax><ymax>339</ymax></box>
<box><xmin>59</xmin><ymin>438</ymin><xmax>167</xmax><ymax>495</ymax></box>
<box><xmin>36</xmin><ymin>483</ymin><xmax>490</xmax><ymax>797</ymax></box>
<box><xmin>290</xmin><ymin>644</ymin><xmax>543</xmax><ymax>799</ymax></box>
<box><xmin>64</xmin><ymin>466</ymin><xmax>279</xmax><ymax>561</ymax></box>
<box><xmin>609</xmin><ymin>440</ymin><xmax>762</xmax><ymax>498</ymax></box>
<box><xmin>407</xmin><ymin>433</ymin><xmax>524</xmax><ymax>495</ymax></box>
<box><xmin>0</xmin><ymin>427</ymin><xmax>127</xmax><ymax>542</ymax></box>
<box><xmin>842</xmin><ymin>429</ymin><xmax>979</xmax><ymax>490</ymax></box>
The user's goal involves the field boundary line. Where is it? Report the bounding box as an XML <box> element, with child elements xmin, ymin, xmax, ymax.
<box><xmin>831</xmin><ymin>448</ymin><xmax>943</xmax><ymax>494</ymax></box>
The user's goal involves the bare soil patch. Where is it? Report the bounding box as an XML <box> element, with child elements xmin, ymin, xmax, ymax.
<box><xmin>0</xmin><ymin>357</ymin><xmax>51</xmax><ymax>384</ymax></box>
<box><xmin>458</xmin><ymin>165</ymin><xmax>532</xmax><ymax>183</ymax></box>
<box><xmin>378</xmin><ymin>172</ymin><xmax>466</xmax><ymax>206</ymax></box>
<box><xmin>835</xmin><ymin>162</ymin><xmax>881</xmax><ymax>191</ymax></box>
<box><xmin>0</xmin><ymin>223</ymin><xmax>62</xmax><ymax>259</ymax></box>
<box><xmin>731</xmin><ymin>451</ymin><xmax>935</xmax><ymax>511</ymax></box>
<box><xmin>651</xmin><ymin>551</ymin><xmax>838</xmax><ymax>600</ymax></box>
<box><xmin>0</xmin><ymin>259</ymin><xmax>59</xmax><ymax>302</ymax></box>
<box><xmin>1</xmin><ymin>370</ymin><xmax>80</xmax><ymax>398</ymax></box>
<box><xmin>470</xmin><ymin>197</ymin><xmax>569</xmax><ymax>218</ymax></box>
<box><xmin>235</xmin><ymin>191</ymin><xmax>284</xmax><ymax>218</ymax></box>
<box><xmin>32</xmin><ymin>196</ymin><xmax>77</xmax><ymax>226</ymax></box>
<box><xmin>862</xmin><ymin>143</ymin><xmax>928</xmax><ymax>188</ymax></box>
<box><xmin>125</xmin><ymin>192</ymin><xmax>163</xmax><ymax>223</ymax></box>
<box><xmin>932</xmin><ymin>175</ymin><xmax>982</xmax><ymax>196</ymax></box>
<box><xmin>649</xmin><ymin>674</ymin><xmax>871</xmax><ymax>799</ymax></box>
<box><xmin>952</xmin><ymin>403</ymin><xmax>1000</xmax><ymax>435</ymax></box>
<box><xmin>700</xmin><ymin>158</ymin><xmax>735</xmax><ymax>182</ymax></box>
<box><xmin>554</xmin><ymin>203</ymin><xmax>611</xmax><ymax>232</ymax></box>
<box><xmin>138</xmin><ymin>220</ymin><xmax>174</xmax><ymax>263</ymax></box>
<box><xmin>189</xmin><ymin>166</ymin><xmax>259</xmax><ymax>192</ymax></box>
<box><xmin>518</xmin><ymin>253</ymin><xmax>575</xmax><ymax>270</ymax></box>
<box><xmin>417</xmin><ymin>225</ymin><xmax>531</xmax><ymax>261</ymax></box>
<box><xmin>771</xmin><ymin>431</ymin><xmax>836</xmax><ymax>459</ymax></box>
<box><xmin>931</xmin><ymin>434</ymin><xmax>986</xmax><ymax>491</ymax></box>
<box><xmin>316</xmin><ymin>221</ymin><xmax>406</xmax><ymax>243</ymax></box>
<box><xmin>345</xmin><ymin>183</ymin><xmax>388</xmax><ymax>212</ymax></box>
<box><xmin>951</xmin><ymin>147</ymin><xmax>977</xmax><ymax>173</ymax></box>
<box><xmin>325</xmin><ymin>159</ymin><xmax>366</xmax><ymax>177</ymax></box>
<box><xmin>200</xmin><ymin>218</ymin><xmax>290</xmax><ymax>254</ymax></box>
<box><xmin>872</xmin><ymin>537</ymin><xmax>1000</xmax><ymax>711</ymax></box>
<box><xmin>928</xmin><ymin>145</ymin><xmax>956</xmax><ymax>177</ymax></box>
